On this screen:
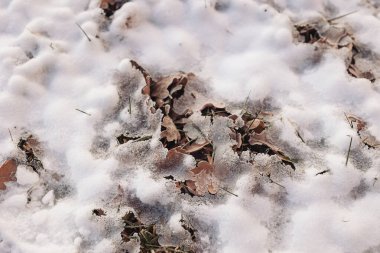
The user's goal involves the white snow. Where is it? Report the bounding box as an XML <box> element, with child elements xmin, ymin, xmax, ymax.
<box><xmin>1</xmin><ymin>0</ymin><xmax>380</xmax><ymax>252</ymax></box>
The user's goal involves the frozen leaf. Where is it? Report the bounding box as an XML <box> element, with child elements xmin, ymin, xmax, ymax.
<box><xmin>0</xmin><ymin>159</ymin><xmax>17</xmax><ymax>190</ymax></box>
<box><xmin>245</xmin><ymin>118</ymin><xmax>266</xmax><ymax>133</ymax></box>
<box><xmin>175</xmin><ymin>180</ymin><xmax>200</xmax><ymax>197</ymax></box>
<box><xmin>200</xmin><ymin>103</ymin><xmax>231</xmax><ymax>123</ymax></box>
<box><xmin>161</xmin><ymin>116</ymin><xmax>181</xmax><ymax>143</ymax></box>
<box><xmin>207</xmin><ymin>182</ymin><xmax>218</xmax><ymax>195</ymax></box>
<box><xmin>190</xmin><ymin>161</ymin><xmax>214</xmax><ymax>175</ymax></box>
<box><xmin>346</xmin><ymin>113</ymin><xmax>366</xmax><ymax>132</ymax></box>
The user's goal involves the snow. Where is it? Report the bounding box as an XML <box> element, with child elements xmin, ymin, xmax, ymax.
<box><xmin>1</xmin><ymin>0</ymin><xmax>380</xmax><ymax>252</ymax></box>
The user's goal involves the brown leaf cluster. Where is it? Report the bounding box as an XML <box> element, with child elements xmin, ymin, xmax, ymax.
<box><xmin>121</xmin><ymin>211</ymin><xmax>194</xmax><ymax>252</ymax></box>
<box><xmin>295</xmin><ymin>19</ymin><xmax>375</xmax><ymax>83</ymax></box>
<box><xmin>131</xmin><ymin>59</ymin><xmax>295</xmax><ymax>197</ymax></box>
<box><xmin>230</xmin><ymin>112</ymin><xmax>295</xmax><ymax>169</ymax></box>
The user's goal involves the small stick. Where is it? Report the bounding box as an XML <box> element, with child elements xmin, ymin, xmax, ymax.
<box><xmin>269</xmin><ymin>177</ymin><xmax>286</xmax><ymax>189</ymax></box>
<box><xmin>221</xmin><ymin>187</ymin><xmax>238</xmax><ymax>197</ymax></box>
<box><xmin>75</xmin><ymin>108</ymin><xmax>91</xmax><ymax>116</ymax></box>
<box><xmin>345</xmin><ymin>136</ymin><xmax>353</xmax><ymax>166</ymax></box>
<box><xmin>132</xmin><ymin>135</ymin><xmax>152</xmax><ymax>143</ymax></box>
<box><xmin>315</xmin><ymin>169</ymin><xmax>330</xmax><ymax>176</ymax></box>
<box><xmin>76</xmin><ymin>23</ymin><xmax>91</xmax><ymax>42</ymax></box>
<box><xmin>241</xmin><ymin>90</ymin><xmax>251</xmax><ymax>115</ymax></box>
<box><xmin>8</xmin><ymin>128</ymin><xmax>13</xmax><ymax>142</ymax></box>
<box><xmin>128</xmin><ymin>96</ymin><xmax>132</xmax><ymax>114</ymax></box>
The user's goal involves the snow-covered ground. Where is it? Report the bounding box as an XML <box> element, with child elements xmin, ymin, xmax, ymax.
<box><xmin>1</xmin><ymin>0</ymin><xmax>380</xmax><ymax>252</ymax></box>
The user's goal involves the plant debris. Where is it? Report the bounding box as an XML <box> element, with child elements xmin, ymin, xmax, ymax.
<box><xmin>315</xmin><ymin>169</ymin><xmax>330</xmax><ymax>176</ymax></box>
<box><xmin>131</xmin><ymin>59</ymin><xmax>296</xmax><ymax>198</ymax></box>
<box><xmin>180</xmin><ymin>216</ymin><xmax>197</xmax><ymax>242</ymax></box>
<box><xmin>121</xmin><ymin>211</ymin><xmax>194</xmax><ymax>252</ymax></box>
<box><xmin>0</xmin><ymin>159</ymin><xmax>17</xmax><ymax>190</ymax></box>
<box><xmin>294</xmin><ymin>17</ymin><xmax>376</xmax><ymax>83</ymax></box>
<box><xmin>92</xmin><ymin>208</ymin><xmax>106</xmax><ymax>216</ymax></box>
<box><xmin>17</xmin><ymin>137</ymin><xmax>44</xmax><ymax>174</ymax></box>
<box><xmin>100</xmin><ymin>0</ymin><xmax>129</xmax><ymax>18</ymax></box>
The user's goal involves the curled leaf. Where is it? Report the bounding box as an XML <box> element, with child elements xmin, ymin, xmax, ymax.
<box><xmin>175</xmin><ymin>180</ymin><xmax>200</xmax><ymax>197</ymax></box>
<box><xmin>161</xmin><ymin>116</ymin><xmax>181</xmax><ymax>143</ymax></box>
<box><xmin>0</xmin><ymin>159</ymin><xmax>17</xmax><ymax>190</ymax></box>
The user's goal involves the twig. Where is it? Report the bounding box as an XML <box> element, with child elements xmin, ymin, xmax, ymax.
<box><xmin>221</xmin><ymin>187</ymin><xmax>238</xmax><ymax>197</ymax></box>
<box><xmin>76</xmin><ymin>23</ymin><xmax>91</xmax><ymax>42</ymax></box>
<box><xmin>344</xmin><ymin>112</ymin><xmax>353</xmax><ymax>128</ymax></box>
<box><xmin>132</xmin><ymin>135</ymin><xmax>152</xmax><ymax>143</ymax></box>
<box><xmin>315</xmin><ymin>169</ymin><xmax>330</xmax><ymax>176</ymax></box>
<box><xmin>345</xmin><ymin>136</ymin><xmax>353</xmax><ymax>166</ymax></box>
<box><xmin>75</xmin><ymin>108</ymin><xmax>91</xmax><ymax>116</ymax></box>
<box><xmin>328</xmin><ymin>10</ymin><xmax>358</xmax><ymax>23</ymax></box>
<box><xmin>269</xmin><ymin>177</ymin><xmax>286</xmax><ymax>189</ymax></box>
<box><xmin>240</xmin><ymin>90</ymin><xmax>251</xmax><ymax>115</ymax></box>
<box><xmin>8</xmin><ymin>128</ymin><xmax>13</xmax><ymax>142</ymax></box>
<box><xmin>128</xmin><ymin>96</ymin><xmax>132</xmax><ymax>114</ymax></box>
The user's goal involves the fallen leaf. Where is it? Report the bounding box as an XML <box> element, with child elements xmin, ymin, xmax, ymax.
<box><xmin>190</xmin><ymin>161</ymin><xmax>214</xmax><ymax>175</ymax></box>
<box><xmin>161</xmin><ymin>116</ymin><xmax>181</xmax><ymax>143</ymax></box>
<box><xmin>175</xmin><ymin>180</ymin><xmax>200</xmax><ymax>197</ymax></box>
<box><xmin>207</xmin><ymin>182</ymin><xmax>218</xmax><ymax>195</ymax></box>
<box><xmin>0</xmin><ymin>159</ymin><xmax>17</xmax><ymax>190</ymax></box>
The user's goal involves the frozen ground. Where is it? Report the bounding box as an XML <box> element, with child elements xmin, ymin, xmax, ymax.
<box><xmin>1</xmin><ymin>0</ymin><xmax>380</xmax><ymax>252</ymax></box>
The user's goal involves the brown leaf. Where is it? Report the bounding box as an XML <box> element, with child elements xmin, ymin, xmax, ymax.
<box><xmin>0</xmin><ymin>159</ymin><xmax>17</xmax><ymax>190</ymax></box>
<box><xmin>190</xmin><ymin>161</ymin><xmax>214</xmax><ymax>175</ymax></box>
<box><xmin>130</xmin><ymin>60</ymin><xmax>154</xmax><ymax>96</ymax></box>
<box><xmin>207</xmin><ymin>182</ymin><xmax>218</xmax><ymax>195</ymax></box>
<box><xmin>249</xmin><ymin>133</ymin><xmax>295</xmax><ymax>169</ymax></box>
<box><xmin>246</xmin><ymin>119</ymin><xmax>266</xmax><ymax>133</ymax></box>
<box><xmin>175</xmin><ymin>180</ymin><xmax>200</xmax><ymax>197</ymax></box>
<box><xmin>347</xmin><ymin>114</ymin><xmax>366</xmax><ymax>132</ymax></box>
<box><xmin>182</xmin><ymin>141</ymin><xmax>210</xmax><ymax>154</ymax></box>
<box><xmin>200</xmin><ymin>103</ymin><xmax>231</xmax><ymax>117</ymax></box>
<box><xmin>161</xmin><ymin>116</ymin><xmax>181</xmax><ymax>143</ymax></box>
<box><xmin>151</xmin><ymin>74</ymin><xmax>188</xmax><ymax>100</ymax></box>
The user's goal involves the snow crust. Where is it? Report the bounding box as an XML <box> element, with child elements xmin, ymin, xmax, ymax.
<box><xmin>1</xmin><ymin>0</ymin><xmax>380</xmax><ymax>252</ymax></box>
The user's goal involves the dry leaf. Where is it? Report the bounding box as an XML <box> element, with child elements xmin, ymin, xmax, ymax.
<box><xmin>0</xmin><ymin>159</ymin><xmax>17</xmax><ymax>190</ymax></box>
<box><xmin>207</xmin><ymin>182</ymin><xmax>218</xmax><ymax>195</ymax></box>
<box><xmin>246</xmin><ymin>119</ymin><xmax>266</xmax><ymax>133</ymax></box>
<box><xmin>161</xmin><ymin>116</ymin><xmax>181</xmax><ymax>142</ymax></box>
<box><xmin>175</xmin><ymin>180</ymin><xmax>200</xmax><ymax>197</ymax></box>
<box><xmin>190</xmin><ymin>161</ymin><xmax>214</xmax><ymax>175</ymax></box>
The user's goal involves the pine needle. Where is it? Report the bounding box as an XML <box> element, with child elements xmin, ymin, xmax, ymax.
<box><xmin>328</xmin><ymin>10</ymin><xmax>358</xmax><ymax>23</ymax></box>
<box><xmin>76</xmin><ymin>23</ymin><xmax>92</xmax><ymax>42</ymax></box>
<box><xmin>75</xmin><ymin>108</ymin><xmax>91</xmax><ymax>116</ymax></box>
<box><xmin>345</xmin><ymin>136</ymin><xmax>353</xmax><ymax>166</ymax></box>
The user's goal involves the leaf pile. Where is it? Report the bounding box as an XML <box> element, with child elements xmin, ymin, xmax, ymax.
<box><xmin>0</xmin><ymin>159</ymin><xmax>17</xmax><ymax>190</ymax></box>
<box><xmin>130</xmin><ymin>60</ymin><xmax>296</xmax><ymax>197</ymax></box>
<box><xmin>294</xmin><ymin>17</ymin><xmax>376</xmax><ymax>83</ymax></box>
<box><xmin>121</xmin><ymin>211</ymin><xmax>194</xmax><ymax>253</ymax></box>
<box><xmin>230</xmin><ymin>112</ymin><xmax>295</xmax><ymax>169</ymax></box>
